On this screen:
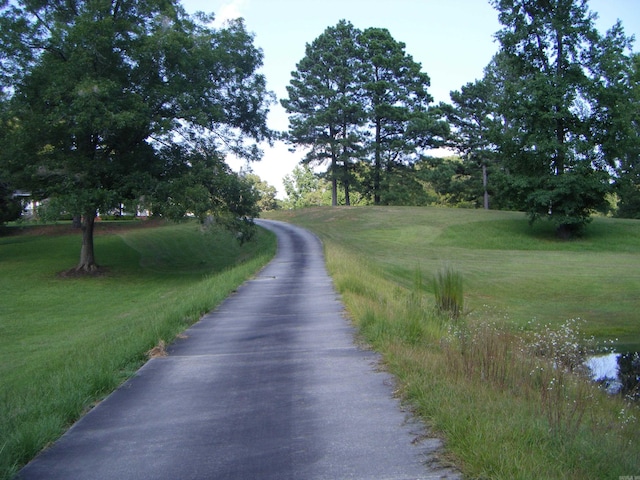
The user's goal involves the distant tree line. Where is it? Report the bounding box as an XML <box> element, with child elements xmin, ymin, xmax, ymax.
<box><xmin>282</xmin><ymin>0</ymin><xmax>640</xmax><ymax>237</ymax></box>
<box><xmin>1</xmin><ymin>0</ymin><xmax>639</xmax><ymax>251</ymax></box>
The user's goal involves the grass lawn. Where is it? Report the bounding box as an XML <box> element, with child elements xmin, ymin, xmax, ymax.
<box><xmin>3</xmin><ymin>207</ymin><xmax>639</xmax><ymax>479</ymax></box>
<box><xmin>266</xmin><ymin>206</ymin><xmax>640</xmax><ymax>479</ymax></box>
<box><xmin>269</xmin><ymin>206</ymin><xmax>640</xmax><ymax>351</ymax></box>
<box><xmin>0</xmin><ymin>220</ymin><xmax>276</xmax><ymax>479</ymax></box>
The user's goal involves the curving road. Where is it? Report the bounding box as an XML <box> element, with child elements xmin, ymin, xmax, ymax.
<box><xmin>17</xmin><ymin>220</ymin><xmax>459</xmax><ymax>480</ymax></box>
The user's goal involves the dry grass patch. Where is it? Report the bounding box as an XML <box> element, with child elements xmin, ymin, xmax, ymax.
<box><xmin>147</xmin><ymin>340</ymin><xmax>168</xmax><ymax>358</ymax></box>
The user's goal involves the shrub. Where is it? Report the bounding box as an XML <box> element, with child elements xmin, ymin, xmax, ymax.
<box><xmin>433</xmin><ymin>266</ymin><xmax>464</xmax><ymax>319</ymax></box>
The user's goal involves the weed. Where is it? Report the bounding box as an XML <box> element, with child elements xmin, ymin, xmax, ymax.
<box><xmin>433</xmin><ymin>266</ymin><xmax>464</xmax><ymax>319</ymax></box>
<box><xmin>524</xmin><ymin>319</ymin><xmax>596</xmax><ymax>434</ymax></box>
<box><xmin>527</xmin><ymin>318</ymin><xmax>594</xmax><ymax>374</ymax></box>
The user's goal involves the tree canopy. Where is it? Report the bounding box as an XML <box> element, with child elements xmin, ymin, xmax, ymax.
<box><xmin>0</xmin><ymin>0</ymin><xmax>273</xmax><ymax>270</ymax></box>
<box><xmin>281</xmin><ymin>20</ymin><xmax>364</xmax><ymax>206</ymax></box>
<box><xmin>437</xmin><ymin>0</ymin><xmax>639</xmax><ymax>233</ymax></box>
<box><xmin>486</xmin><ymin>0</ymin><xmax>634</xmax><ymax>236</ymax></box>
<box><xmin>445</xmin><ymin>73</ymin><xmax>501</xmax><ymax>210</ymax></box>
<box><xmin>282</xmin><ymin>20</ymin><xmax>447</xmax><ymax>206</ymax></box>
<box><xmin>3</xmin><ymin>0</ymin><xmax>639</xmax><ymax>244</ymax></box>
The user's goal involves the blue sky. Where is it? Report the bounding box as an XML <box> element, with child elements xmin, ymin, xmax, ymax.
<box><xmin>181</xmin><ymin>0</ymin><xmax>640</xmax><ymax>196</ymax></box>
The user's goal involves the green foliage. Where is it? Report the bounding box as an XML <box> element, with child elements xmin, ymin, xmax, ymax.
<box><xmin>150</xmin><ymin>144</ymin><xmax>260</xmax><ymax>242</ymax></box>
<box><xmin>445</xmin><ymin>76</ymin><xmax>502</xmax><ymax>209</ymax></box>
<box><xmin>0</xmin><ymin>221</ymin><xmax>276</xmax><ymax>478</ymax></box>
<box><xmin>244</xmin><ymin>173</ymin><xmax>279</xmax><ymax>211</ymax></box>
<box><xmin>357</xmin><ymin>27</ymin><xmax>448</xmax><ymax>204</ymax></box>
<box><xmin>377</xmin><ymin>163</ymin><xmax>434</xmax><ymax>206</ymax></box>
<box><xmin>0</xmin><ymin>181</ymin><xmax>22</xmax><ymax>224</ymax></box>
<box><xmin>0</xmin><ymin>1</ymin><xmax>273</xmax><ymax>268</ymax></box>
<box><xmin>414</xmin><ymin>155</ymin><xmax>482</xmax><ymax>207</ymax></box>
<box><xmin>486</xmin><ymin>0</ymin><xmax>635</xmax><ymax>237</ymax></box>
<box><xmin>282</xmin><ymin>20</ymin><xmax>447</xmax><ymax>206</ymax></box>
<box><xmin>518</xmin><ymin>162</ymin><xmax>611</xmax><ymax>237</ymax></box>
<box><xmin>282</xmin><ymin>20</ymin><xmax>363</xmax><ymax>206</ymax></box>
<box><xmin>282</xmin><ymin>166</ymin><xmax>333</xmax><ymax>208</ymax></box>
<box><xmin>611</xmin><ymin>53</ymin><xmax>640</xmax><ymax>219</ymax></box>
<box><xmin>617</xmin><ymin>180</ymin><xmax>640</xmax><ymax>219</ymax></box>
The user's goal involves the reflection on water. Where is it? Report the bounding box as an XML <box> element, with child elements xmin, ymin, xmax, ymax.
<box><xmin>585</xmin><ymin>352</ymin><xmax>640</xmax><ymax>399</ymax></box>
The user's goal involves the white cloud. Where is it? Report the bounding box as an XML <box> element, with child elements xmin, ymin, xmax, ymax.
<box><xmin>213</xmin><ymin>0</ymin><xmax>246</xmax><ymax>26</ymax></box>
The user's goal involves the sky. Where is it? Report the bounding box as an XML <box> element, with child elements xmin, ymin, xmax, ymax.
<box><xmin>180</xmin><ymin>0</ymin><xmax>640</xmax><ymax>198</ymax></box>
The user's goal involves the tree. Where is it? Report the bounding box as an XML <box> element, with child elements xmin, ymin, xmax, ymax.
<box><xmin>588</xmin><ymin>27</ymin><xmax>640</xmax><ymax>218</ymax></box>
<box><xmin>374</xmin><ymin>161</ymin><xmax>433</xmax><ymax>206</ymax></box>
<box><xmin>244</xmin><ymin>173</ymin><xmax>279</xmax><ymax>211</ymax></box>
<box><xmin>0</xmin><ymin>1</ymin><xmax>272</xmax><ymax>271</ymax></box>
<box><xmin>281</xmin><ymin>20</ymin><xmax>365</xmax><ymax>206</ymax></box>
<box><xmin>282</xmin><ymin>165</ymin><xmax>332</xmax><ymax>208</ymax></box>
<box><xmin>283</xmin><ymin>22</ymin><xmax>446</xmax><ymax>207</ymax></box>
<box><xmin>0</xmin><ymin>180</ymin><xmax>22</xmax><ymax>224</ymax></box>
<box><xmin>149</xmin><ymin>142</ymin><xmax>261</xmax><ymax>243</ymax></box>
<box><xmin>0</xmin><ymin>97</ymin><xmax>22</xmax><ymax>225</ymax></box>
<box><xmin>446</xmin><ymin>71</ymin><xmax>503</xmax><ymax>209</ymax></box>
<box><xmin>358</xmin><ymin>27</ymin><xmax>447</xmax><ymax>204</ymax></box>
<box><xmin>490</xmin><ymin>0</ymin><xmax>631</xmax><ymax>237</ymax></box>
<box><xmin>614</xmin><ymin>53</ymin><xmax>640</xmax><ymax>218</ymax></box>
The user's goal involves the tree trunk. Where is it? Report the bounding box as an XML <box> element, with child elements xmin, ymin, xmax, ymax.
<box><xmin>331</xmin><ymin>156</ymin><xmax>338</xmax><ymax>207</ymax></box>
<box><xmin>556</xmin><ymin>223</ymin><xmax>573</xmax><ymax>240</ymax></box>
<box><xmin>77</xmin><ymin>211</ymin><xmax>99</xmax><ymax>272</ymax></box>
<box><xmin>344</xmin><ymin>180</ymin><xmax>351</xmax><ymax>206</ymax></box>
<box><xmin>482</xmin><ymin>163</ymin><xmax>489</xmax><ymax>210</ymax></box>
<box><xmin>343</xmin><ymin>157</ymin><xmax>351</xmax><ymax>206</ymax></box>
<box><xmin>341</xmin><ymin>121</ymin><xmax>350</xmax><ymax>206</ymax></box>
<box><xmin>374</xmin><ymin>117</ymin><xmax>382</xmax><ymax>205</ymax></box>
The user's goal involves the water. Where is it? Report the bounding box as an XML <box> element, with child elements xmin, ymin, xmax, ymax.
<box><xmin>585</xmin><ymin>352</ymin><xmax>640</xmax><ymax>399</ymax></box>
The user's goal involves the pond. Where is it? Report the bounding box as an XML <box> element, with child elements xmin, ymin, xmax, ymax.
<box><xmin>585</xmin><ymin>352</ymin><xmax>640</xmax><ymax>399</ymax></box>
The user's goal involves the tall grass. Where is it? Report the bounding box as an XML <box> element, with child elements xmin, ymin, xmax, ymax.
<box><xmin>267</xmin><ymin>207</ymin><xmax>640</xmax><ymax>479</ymax></box>
<box><xmin>339</xmin><ymin>249</ymin><xmax>639</xmax><ymax>478</ymax></box>
<box><xmin>0</xmin><ymin>221</ymin><xmax>276</xmax><ymax>479</ymax></box>
<box><xmin>433</xmin><ymin>266</ymin><xmax>464</xmax><ymax>319</ymax></box>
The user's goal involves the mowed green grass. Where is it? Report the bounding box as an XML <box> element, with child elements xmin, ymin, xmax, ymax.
<box><xmin>269</xmin><ymin>206</ymin><xmax>640</xmax><ymax>351</ymax></box>
<box><xmin>0</xmin><ymin>220</ymin><xmax>276</xmax><ymax>479</ymax></box>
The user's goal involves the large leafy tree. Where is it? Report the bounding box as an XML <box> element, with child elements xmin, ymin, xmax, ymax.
<box><xmin>490</xmin><ymin>0</ymin><xmax>633</xmax><ymax>237</ymax></box>
<box><xmin>281</xmin><ymin>20</ymin><xmax>364</xmax><ymax>206</ymax></box>
<box><xmin>0</xmin><ymin>0</ymin><xmax>272</xmax><ymax>271</ymax></box>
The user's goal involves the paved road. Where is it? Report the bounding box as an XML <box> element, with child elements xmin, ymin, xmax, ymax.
<box><xmin>17</xmin><ymin>220</ymin><xmax>459</xmax><ymax>480</ymax></box>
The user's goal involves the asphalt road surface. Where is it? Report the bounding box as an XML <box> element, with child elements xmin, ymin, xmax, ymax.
<box><xmin>17</xmin><ymin>219</ymin><xmax>459</xmax><ymax>480</ymax></box>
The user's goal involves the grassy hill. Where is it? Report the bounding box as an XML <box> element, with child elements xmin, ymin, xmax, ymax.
<box><xmin>0</xmin><ymin>220</ymin><xmax>276</xmax><ymax>479</ymax></box>
<box><xmin>269</xmin><ymin>206</ymin><xmax>640</xmax><ymax>351</ymax></box>
<box><xmin>267</xmin><ymin>206</ymin><xmax>640</xmax><ymax>479</ymax></box>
